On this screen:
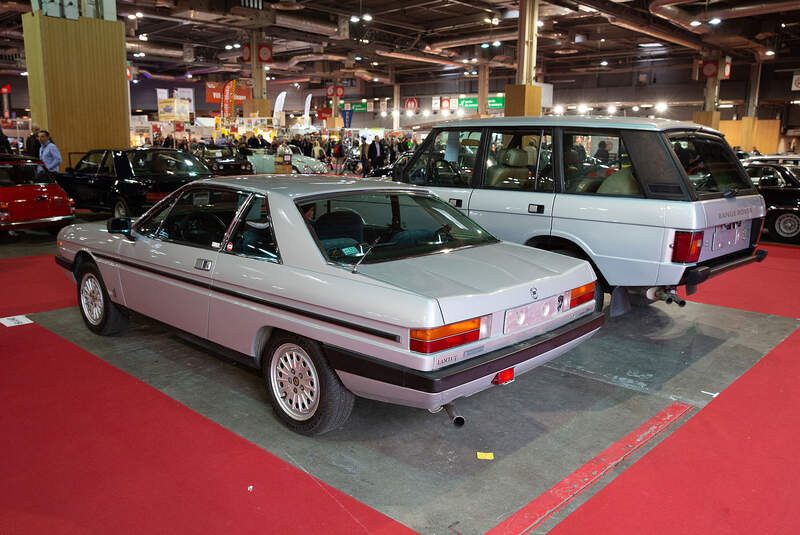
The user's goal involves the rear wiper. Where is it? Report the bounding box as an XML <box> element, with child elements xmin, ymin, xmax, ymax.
<box><xmin>722</xmin><ymin>187</ymin><xmax>738</xmax><ymax>198</ymax></box>
<box><xmin>352</xmin><ymin>236</ymin><xmax>381</xmax><ymax>274</ymax></box>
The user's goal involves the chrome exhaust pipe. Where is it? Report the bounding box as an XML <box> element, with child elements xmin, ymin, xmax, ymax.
<box><xmin>443</xmin><ymin>403</ymin><xmax>465</xmax><ymax>427</ymax></box>
<box><xmin>655</xmin><ymin>288</ymin><xmax>686</xmax><ymax>307</ymax></box>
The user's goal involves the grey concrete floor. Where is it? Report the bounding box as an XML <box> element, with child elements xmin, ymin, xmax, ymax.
<box><xmin>28</xmin><ymin>299</ymin><xmax>798</xmax><ymax>535</ymax></box>
<box><xmin>4</xmin><ymin>224</ymin><xmax>797</xmax><ymax>534</ymax></box>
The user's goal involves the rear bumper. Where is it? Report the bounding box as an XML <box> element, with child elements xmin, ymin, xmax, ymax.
<box><xmin>0</xmin><ymin>214</ymin><xmax>74</xmax><ymax>230</ymax></box>
<box><xmin>680</xmin><ymin>248</ymin><xmax>767</xmax><ymax>291</ymax></box>
<box><xmin>326</xmin><ymin>311</ymin><xmax>605</xmax><ymax>410</ymax></box>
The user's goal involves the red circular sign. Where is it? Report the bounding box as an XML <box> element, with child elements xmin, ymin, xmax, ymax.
<box><xmin>404</xmin><ymin>98</ymin><xmax>419</xmax><ymax>111</ymax></box>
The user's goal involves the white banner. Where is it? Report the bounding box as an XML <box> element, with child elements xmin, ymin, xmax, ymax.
<box><xmin>792</xmin><ymin>72</ymin><xmax>800</xmax><ymax>91</ymax></box>
<box><xmin>176</xmin><ymin>87</ymin><xmax>195</xmax><ymax>113</ymax></box>
<box><xmin>367</xmin><ymin>101</ymin><xmax>374</xmax><ymax>112</ymax></box>
<box><xmin>432</xmin><ymin>96</ymin><xmax>440</xmax><ymax>111</ymax></box>
<box><xmin>303</xmin><ymin>93</ymin><xmax>312</xmax><ymax>127</ymax></box>
<box><xmin>156</xmin><ymin>88</ymin><xmax>169</xmax><ymax>101</ymax></box>
<box><xmin>273</xmin><ymin>91</ymin><xmax>287</xmax><ymax>126</ymax></box>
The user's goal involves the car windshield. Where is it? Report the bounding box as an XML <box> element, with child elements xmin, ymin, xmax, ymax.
<box><xmin>785</xmin><ymin>166</ymin><xmax>800</xmax><ymax>182</ymax></box>
<box><xmin>205</xmin><ymin>146</ymin><xmax>235</xmax><ymax>159</ymax></box>
<box><xmin>127</xmin><ymin>150</ymin><xmax>211</xmax><ymax>176</ymax></box>
<box><xmin>290</xmin><ymin>145</ymin><xmax>301</xmax><ymax>156</ymax></box>
<box><xmin>669</xmin><ymin>134</ymin><xmax>754</xmax><ymax>195</ymax></box>
<box><xmin>0</xmin><ymin>163</ymin><xmax>55</xmax><ymax>186</ymax></box>
<box><xmin>300</xmin><ymin>191</ymin><xmax>498</xmax><ymax>265</ymax></box>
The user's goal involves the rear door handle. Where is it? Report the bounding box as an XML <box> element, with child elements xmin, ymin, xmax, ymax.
<box><xmin>449</xmin><ymin>198</ymin><xmax>463</xmax><ymax>208</ymax></box>
<box><xmin>194</xmin><ymin>258</ymin><xmax>213</xmax><ymax>271</ymax></box>
<box><xmin>528</xmin><ymin>204</ymin><xmax>545</xmax><ymax>214</ymax></box>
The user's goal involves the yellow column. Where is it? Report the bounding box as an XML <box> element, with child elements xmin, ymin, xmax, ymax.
<box><xmin>693</xmin><ymin>110</ymin><xmax>720</xmax><ymax>130</ymax></box>
<box><xmin>23</xmin><ymin>12</ymin><xmax>130</xmax><ymax>170</ymax></box>
<box><xmin>740</xmin><ymin>116</ymin><xmax>757</xmax><ymax>151</ymax></box>
<box><xmin>504</xmin><ymin>84</ymin><xmax>542</xmax><ymax>117</ymax></box>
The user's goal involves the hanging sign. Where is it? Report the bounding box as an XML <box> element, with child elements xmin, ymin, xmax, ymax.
<box><xmin>221</xmin><ymin>80</ymin><xmax>237</xmax><ymax>119</ymax></box>
<box><xmin>431</xmin><ymin>96</ymin><xmax>440</xmax><ymax>111</ymax></box>
<box><xmin>403</xmin><ymin>98</ymin><xmax>419</xmax><ymax>111</ymax></box>
<box><xmin>440</xmin><ymin>97</ymin><xmax>451</xmax><ymax>110</ymax></box>
<box><xmin>205</xmin><ymin>82</ymin><xmax>251</xmax><ymax>104</ymax></box>
<box><xmin>0</xmin><ymin>84</ymin><xmax>10</xmax><ymax>94</ymax></box>
<box><xmin>339</xmin><ymin>101</ymin><xmax>368</xmax><ymax>112</ymax></box>
<box><xmin>335</xmin><ymin>86</ymin><xmax>345</xmax><ymax>98</ymax></box>
<box><xmin>366</xmin><ymin>101</ymin><xmax>374</xmax><ymax>112</ymax></box>
<box><xmin>158</xmin><ymin>98</ymin><xmax>190</xmax><ymax>122</ymax></box>
<box><xmin>326</xmin><ymin>86</ymin><xmax>334</xmax><ymax>97</ymax></box>
<box><xmin>792</xmin><ymin>72</ymin><xmax>800</xmax><ymax>91</ymax></box>
<box><xmin>241</xmin><ymin>44</ymin><xmax>251</xmax><ymax>63</ymax></box>
<box><xmin>343</xmin><ymin>109</ymin><xmax>354</xmax><ymax>128</ymax></box>
<box><xmin>258</xmin><ymin>44</ymin><xmax>273</xmax><ymax>63</ymax></box>
<box><xmin>316</xmin><ymin>107</ymin><xmax>332</xmax><ymax>119</ymax></box>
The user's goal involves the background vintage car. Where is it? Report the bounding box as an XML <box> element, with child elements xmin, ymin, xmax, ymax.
<box><xmin>744</xmin><ymin>162</ymin><xmax>800</xmax><ymax>242</ymax></box>
<box><xmin>55</xmin><ymin>176</ymin><xmax>602</xmax><ymax>436</ymax></box>
<box><xmin>247</xmin><ymin>145</ymin><xmax>328</xmax><ymax>174</ymax></box>
<box><xmin>190</xmin><ymin>143</ymin><xmax>253</xmax><ymax>175</ymax></box>
<box><xmin>57</xmin><ymin>148</ymin><xmax>213</xmax><ymax>218</ymax></box>
<box><xmin>0</xmin><ymin>154</ymin><xmax>74</xmax><ymax>233</ymax></box>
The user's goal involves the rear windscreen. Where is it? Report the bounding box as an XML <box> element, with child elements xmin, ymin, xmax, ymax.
<box><xmin>668</xmin><ymin>134</ymin><xmax>755</xmax><ymax>195</ymax></box>
<box><xmin>0</xmin><ymin>164</ymin><xmax>55</xmax><ymax>186</ymax></box>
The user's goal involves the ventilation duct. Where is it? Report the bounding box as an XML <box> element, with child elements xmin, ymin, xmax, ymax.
<box><xmin>125</xmin><ymin>40</ymin><xmax>184</xmax><ymax>58</ymax></box>
<box><xmin>288</xmin><ymin>53</ymin><xmax>349</xmax><ymax>67</ymax></box>
<box><xmin>650</xmin><ymin>0</ymin><xmax>800</xmax><ymax>34</ymax></box>
<box><xmin>375</xmin><ymin>50</ymin><xmax>465</xmax><ymax>67</ymax></box>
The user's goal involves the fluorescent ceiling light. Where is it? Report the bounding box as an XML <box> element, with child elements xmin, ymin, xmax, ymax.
<box><xmin>632</xmin><ymin>105</ymin><xmax>640</xmax><ymax>111</ymax></box>
<box><xmin>607</xmin><ymin>105</ymin><xmax>616</xmax><ymax>113</ymax></box>
<box><xmin>709</xmin><ymin>17</ymin><xmax>721</xmax><ymax>25</ymax></box>
<box><xmin>638</xmin><ymin>42</ymin><xmax>662</xmax><ymax>48</ymax></box>
<box><xmin>719</xmin><ymin>104</ymin><xmax>734</xmax><ymax>108</ymax></box>
<box><xmin>362</xmin><ymin>13</ymin><xmax>372</xmax><ymax>21</ymax></box>
<box><xmin>690</xmin><ymin>20</ymin><xmax>702</xmax><ymax>27</ymax></box>
<box><xmin>655</xmin><ymin>102</ymin><xmax>668</xmax><ymax>112</ymax></box>
<box><xmin>135</xmin><ymin>12</ymin><xmax>143</xmax><ymax>18</ymax></box>
<box><xmin>481</xmin><ymin>43</ymin><xmax>490</xmax><ymax>49</ymax></box>
<box><xmin>600</xmin><ymin>60</ymin><xmax>608</xmax><ymax>66</ymax></box>
<box><xmin>493</xmin><ymin>40</ymin><xmax>501</xmax><ymax>47</ymax></box>
<box><xmin>765</xmin><ymin>50</ymin><xmax>775</xmax><ymax>56</ymax></box>
<box><xmin>553</xmin><ymin>105</ymin><xmax>564</xmax><ymax>114</ymax></box>
<box><xmin>350</xmin><ymin>15</ymin><xmax>360</xmax><ymax>22</ymax></box>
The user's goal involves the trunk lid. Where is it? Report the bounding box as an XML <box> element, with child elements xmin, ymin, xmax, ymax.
<box><xmin>357</xmin><ymin>242</ymin><xmax>595</xmax><ymax>324</ymax></box>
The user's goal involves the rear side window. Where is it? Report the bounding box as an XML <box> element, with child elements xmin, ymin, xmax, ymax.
<box><xmin>157</xmin><ymin>188</ymin><xmax>247</xmax><ymax>248</ymax></box>
<box><xmin>669</xmin><ymin>134</ymin><xmax>754</xmax><ymax>195</ymax></box>
<box><xmin>563</xmin><ymin>131</ymin><xmax>644</xmax><ymax>197</ymax></box>
<box><xmin>404</xmin><ymin>129</ymin><xmax>482</xmax><ymax>187</ymax></box>
<box><xmin>225</xmin><ymin>195</ymin><xmax>280</xmax><ymax>262</ymax></box>
<box><xmin>0</xmin><ymin>164</ymin><xmax>55</xmax><ymax>186</ymax></box>
<box><xmin>75</xmin><ymin>151</ymin><xmax>104</xmax><ymax>173</ymax></box>
<box><xmin>485</xmin><ymin>129</ymin><xmax>554</xmax><ymax>192</ymax></box>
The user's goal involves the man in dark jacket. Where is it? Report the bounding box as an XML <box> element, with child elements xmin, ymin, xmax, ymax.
<box><xmin>25</xmin><ymin>124</ymin><xmax>41</xmax><ymax>157</ymax></box>
<box><xmin>368</xmin><ymin>136</ymin><xmax>382</xmax><ymax>170</ymax></box>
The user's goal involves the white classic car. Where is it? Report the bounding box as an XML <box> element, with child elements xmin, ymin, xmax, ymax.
<box><xmin>55</xmin><ymin>176</ymin><xmax>603</xmax><ymax>435</ymax></box>
<box><xmin>247</xmin><ymin>145</ymin><xmax>329</xmax><ymax>175</ymax></box>
<box><xmin>396</xmin><ymin>116</ymin><xmax>768</xmax><ymax>314</ymax></box>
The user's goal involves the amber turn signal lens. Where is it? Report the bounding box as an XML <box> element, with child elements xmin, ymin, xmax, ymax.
<box><xmin>410</xmin><ymin>317</ymin><xmax>481</xmax><ymax>341</ymax></box>
<box><xmin>570</xmin><ymin>281</ymin><xmax>595</xmax><ymax>299</ymax></box>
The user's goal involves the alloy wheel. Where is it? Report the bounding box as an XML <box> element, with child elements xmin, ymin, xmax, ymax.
<box><xmin>80</xmin><ymin>273</ymin><xmax>104</xmax><ymax>326</ymax></box>
<box><xmin>269</xmin><ymin>343</ymin><xmax>320</xmax><ymax>421</ymax></box>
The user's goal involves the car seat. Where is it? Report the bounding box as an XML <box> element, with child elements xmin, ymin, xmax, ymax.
<box><xmin>315</xmin><ymin>210</ymin><xmax>364</xmax><ymax>243</ymax></box>
<box><xmin>485</xmin><ymin>149</ymin><xmax>530</xmax><ymax>188</ymax></box>
<box><xmin>596</xmin><ymin>167</ymin><xmax>643</xmax><ymax>196</ymax></box>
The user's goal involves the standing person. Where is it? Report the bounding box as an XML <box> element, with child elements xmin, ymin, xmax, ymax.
<box><xmin>593</xmin><ymin>140</ymin><xmax>609</xmax><ymax>163</ymax></box>
<box><xmin>276</xmin><ymin>138</ymin><xmax>292</xmax><ymax>158</ymax></box>
<box><xmin>0</xmin><ymin>129</ymin><xmax>11</xmax><ymax>153</ymax></box>
<box><xmin>247</xmin><ymin>133</ymin><xmax>260</xmax><ymax>148</ymax></box>
<box><xmin>361</xmin><ymin>137</ymin><xmax>371</xmax><ymax>177</ymax></box>
<box><xmin>368</xmin><ymin>136</ymin><xmax>381</xmax><ymax>172</ymax></box>
<box><xmin>25</xmin><ymin>124</ymin><xmax>41</xmax><ymax>157</ymax></box>
<box><xmin>38</xmin><ymin>130</ymin><xmax>62</xmax><ymax>172</ymax></box>
<box><xmin>332</xmin><ymin>139</ymin><xmax>344</xmax><ymax>174</ymax></box>
<box><xmin>312</xmin><ymin>139</ymin><xmax>323</xmax><ymax>160</ymax></box>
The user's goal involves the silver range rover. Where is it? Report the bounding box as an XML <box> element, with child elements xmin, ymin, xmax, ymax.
<box><xmin>55</xmin><ymin>176</ymin><xmax>603</xmax><ymax>435</ymax></box>
<box><xmin>395</xmin><ymin>116</ymin><xmax>768</xmax><ymax>313</ymax></box>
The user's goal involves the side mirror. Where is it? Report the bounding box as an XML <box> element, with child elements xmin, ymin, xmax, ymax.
<box><xmin>107</xmin><ymin>217</ymin><xmax>135</xmax><ymax>240</ymax></box>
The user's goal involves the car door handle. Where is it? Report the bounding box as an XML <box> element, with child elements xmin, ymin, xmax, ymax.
<box><xmin>194</xmin><ymin>258</ymin><xmax>213</xmax><ymax>271</ymax></box>
<box><xmin>449</xmin><ymin>198</ymin><xmax>463</xmax><ymax>208</ymax></box>
<box><xmin>528</xmin><ymin>204</ymin><xmax>545</xmax><ymax>214</ymax></box>
<box><xmin>36</xmin><ymin>195</ymin><xmax>48</xmax><ymax>201</ymax></box>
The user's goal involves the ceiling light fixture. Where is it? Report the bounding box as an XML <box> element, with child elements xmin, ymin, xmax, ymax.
<box><xmin>423</xmin><ymin>109</ymin><xmax>430</xmax><ymax>116</ymax></box>
<box><xmin>264</xmin><ymin>66</ymin><xmax>270</xmax><ymax>71</ymax></box>
<box><xmin>225</xmin><ymin>44</ymin><xmax>233</xmax><ymax>50</ymax></box>
<box><xmin>406</xmin><ymin>109</ymin><xmax>413</xmax><ymax>117</ymax></box>
<box><xmin>354</xmin><ymin>56</ymin><xmax>362</xmax><ymax>61</ymax></box>
<box><xmin>233</xmin><ymin>43</ymin><xmax>241</xmax><ymax>48</ymax></box>
<box><xmin>362</xmin><ymin>13</ymin><xmax>372</xmax><ymax>21</ymax></box>
<box><xmin>537</xmin><ymin>20</ymin><xmax>544</xmax><ymax>27</ymax></box>
<box><xmin>471</xmin><ymin>70</ymin><xmax>477</xmax><ymax>75</ymax></box>
<box><xmin>493</xmin><ymin>40</ymin><xmax>501</xmax><ymax>47</ymax></box>
<box><xmin>709</xmin><ymin>17</ymin><xmax>721</xmax><ymax>25</ymax></box>
<box><xmin>462</xmin><ymin>59</ymin><xmax>469</xmax><ymax>63</ymax></box>
<box><xmin>765</xmin><ymin>50</ymin><xmax>775</xmax><ymax>56</ymax></box>
<box><xmin>471</xmin><ymin>57</ymin><xmax>478</xmax><ymax>63</ymax></box>
<box><xmin>491</xmin><ymin>17</ymin><xmax>499</xmax><ymax>25</ymax></box>
<box><xmin>135</xmin><ymin>12</ymin><xmax>143</xmax><ymax>18</ymax></box>
<box><xmin>632</xmin><ymin>105</ymin><xmax>640</xmax><ymax>112</ymax></box>
<box><xmin>380</xmin><ymin>111</ymin><xmax>387</xmax><ymax>117</ymax></box>
<box><xmin>607</xmin><ymin>105</ymin><xmax>616</xmax><ymax>114</ymax></box>
<box><xmin>127</xmin><ymin>14</ymin><xmax>136</xmax><ymax>20</ymax></box>
<box><xmin>655</xmin><ymin>102</ymin><xmax>668</xmax><ymax>112</ymax></box>
<box><xmin>442</xmin><ymin>109</ymin><xmax>450</xmax><ymax>116</ymax></box>
<box><xmin>577</xmin><ymin>103</ymin><xmax>588</xmax><ymax>113</ymax></box>
<box><xmin>20</xmin><ymin>71</ymin><xmax>28</xmax><ymax>76</ymax></box>
<box><xmin>138</xmin><ymin>34</ymin><xmax>148</xmax><ymax>41</ymax></box>
<box><xmin>553</xmin><ymin>105</ymin><xmax>564</xmax><ymax>114</ymax></box>
<box><xmin>392</xmin><ymin>109</ymin><xmax>400</xmax><ymax>117</ymax></box>
<box><xmin>373</xmin><ymin>77</ymin><xmax>379</xmax><ymax>82</ymax></box>
<box><xmin>371</xmin><ymin>61</ymin><xmax>379</xmax><ymax>66</ymax></box>
<box><xmin>690</xmin><ymin>20</ymin><xmax>702</xmax><ymax>27</ymax></box>
<box><xmin>186</xmin><ymin>73</ymin><xmax>192</xmax><ymax>78</ymax></box>
<box><xmin>350</xmin><ymin>15</ymin><xmax>360</xmax><ymax>22</ymax></box>
<box><xmin>132</xmin><ymin>79</ymin><xmax>139</xmax><ymax>84</ymax></box>
<box><xmin>600</xmin><ymin>60</ymin><xmax>608</xmax><ymax>66</ymax></box>
<box><xmin>638</xmin><ymin>42</ymin><xmax>663</xmax><ymax>48</ymax></box>
<box><xmin>481</xmin><ymin>43</ymin><xmax>490</xmax><ymax>49</ymax></box>
<box><xmin>600</xmin><ymin>38</ymin><xmax>606</xmax><ymax>42</ymax></box>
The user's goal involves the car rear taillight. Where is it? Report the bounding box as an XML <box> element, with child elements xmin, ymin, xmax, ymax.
<box><xmin>146</xmin><ymin>192</ymin><xmax>166</xmax><ymax>203</ymax></box>
<box><xmin>410</xmin><ymin>316</ymin><xmax>489</xmax><ymax>354</ymax></box>
<box><xmin>68</xmin><ymin>198</ymin><xmax>75</xmax><ymax>213</ymax></box>
<box><xmin>569</xmin><ymin>281</ymin><xmax>596</xmax><ymax>308</ymax></box>
<box><xmin>672</xmin><ymin>231</ymin><xmax>703</xmax><ymax>263</ymax></box>
<box><xmin>0</xmin><ymin>201</ymin><xmax>8</xmax><ymax>220</ymax></box>
<box><xmin>492</xmin><ymin>368</ymin><xmax>515</xmax><ymax>385</ymax></box>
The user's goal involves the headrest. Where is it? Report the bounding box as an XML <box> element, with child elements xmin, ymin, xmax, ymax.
<box><xmin>502</xmin><ymin>149</ymin><xmax>528</xmax><ymax>167</ymax></box>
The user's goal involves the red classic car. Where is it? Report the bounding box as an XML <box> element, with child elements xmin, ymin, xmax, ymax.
<box><xmin>0</xmin><ymin>154</ymin><xmax>75</xmax><ymax>233</ymax></box>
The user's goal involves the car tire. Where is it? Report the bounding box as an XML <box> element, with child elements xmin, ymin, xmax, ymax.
<box><xmin>552</xmin><ymin>249</ymin><xmax>605</xmax><ymax>312</ymax></box>
<box><xmin>113</xmin><ymin>197</ymin><xmax>130</xmax><ymax>219</ymax></box>
<box><xmin>769</xmin><ymin>212</ymin><xmax>800</xmax><ymax>243</ymax></box>
<box><xmin>76</xmin><ymin>262</ymin><xmax>127</xmax><ymax>335</ymax></box>
<box><xmin>262</xmin><ymin>333</ymin><xmax>354</xmax><ymax>436</ymax></box>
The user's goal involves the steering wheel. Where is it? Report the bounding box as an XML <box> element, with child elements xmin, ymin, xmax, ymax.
<box><xmin>430</xmin><ymin>158</ymin><xmax>461</xmax><ymax>184</ymax></box>
<box><xmin>179</xmin><ymin>212</ymin><xmax>227</xmax><ymax>243</ymax></box>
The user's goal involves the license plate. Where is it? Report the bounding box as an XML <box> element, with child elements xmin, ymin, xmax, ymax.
<box><xmin>504</xmin><ymin>293</ymin><xmax>567</xmax><ymax>335</ymax></box>
<box><xmin>712</xmin><ymin>221</ymin><xmax>746</xmax><ymax>251</ymax></box>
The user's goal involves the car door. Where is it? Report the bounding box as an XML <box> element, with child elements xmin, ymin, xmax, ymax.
<box><xmin>93</xmin><ymin>151</ymin><xmax>118</xmax><ymax>209</ymax></box>
<box><xmin>207</xmin><ymin>193</ymin><xmax>284</xmax><ymax>356</ymax></box>
<box><xmin>467</xmin><ymin>128</ymin><xmax>556</xmax><ymax>244</ymax></box>
<box><xmin>116</xmin><ymin>186</ymin><xmax>248</xmax><ymax>337</ymax></box>
<box><xmin>402</xmin><ymin>128</ymin><xmax>483</xmax><ymax>212</ymax></box>
<box><xmin>69</xmin><ymin>150</ymin><xmax>105</xmax><ymax>207</ymax></box>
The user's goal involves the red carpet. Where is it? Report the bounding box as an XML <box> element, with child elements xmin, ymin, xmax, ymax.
<box><xmin>0</xmin><ymin>323</ymin><xmax>415</xmax><ymax>535</ymax></box>
<box><xmin>547</xmin><ymin>327</ymin><xmax>800</xmax><ymax>535</ymax></box>
<box><xmin>678</xmin><ymin>244</ymin><xmax>800</xmax><ymax>318</ymax></box>
<box><xmin>0</xmin><ymin>255</ymin><xmax>76</xmax><ymax>317</ymax></box>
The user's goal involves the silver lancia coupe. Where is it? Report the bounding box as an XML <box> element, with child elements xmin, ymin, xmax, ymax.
<box><xmin>55</xmin><ymin>176</ymin><xmax>603</xmax><ymax>435</ymax></box>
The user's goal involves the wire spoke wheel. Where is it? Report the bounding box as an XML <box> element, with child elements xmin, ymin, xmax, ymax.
<box><xmin>774</xmin><ymin>213</ymin><xmax>800</xmax><ymax>239</ymax></box>
<box><xmin>269</xmin><ymin>343</ymin><xmax>320</xmax><ymax>421</ymax></box>
<box><xmin>80</xmin><ymin>273</ymin><xmax>105</xmax><ymax>326</ymax></box>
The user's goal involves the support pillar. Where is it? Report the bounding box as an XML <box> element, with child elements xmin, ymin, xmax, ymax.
<box><xmin>393</xmin><ymin>83</ymin><xmax>400</xmax><ymax>130</ymax></box>
<box><xmin>506</xmin><ymin>0</ymin><xmax>541</xmax><ymax>117</ymax></box>
<box><xmin>251</xmin><ymin>31</ymin><xmax>266</xmax><ymax>100</ymax></box>
<box><xmin>704</xmin><ymin>76</ymin><xmax>720</xmax><ymax>111</ymax></box>
<box><xmin>478</xmin><ymin>63</ymin><xmax>489</xmax><ymax>116</ymax></box>
<box><xmin>745</xmin><ymin>62</ymin><xmax>761</xmax><ymax>118</ymax></box>
<box><xmin>23</xmin><ymin>12</ymin><xmax>129</xmax><ymax>170</ymax></box>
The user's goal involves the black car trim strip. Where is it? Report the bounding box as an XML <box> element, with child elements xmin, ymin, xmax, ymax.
<box><xmin>324</xmin><ymin>311</ymin><xmax>605</xmax><ymax>394</ymax></box>
<box><xmin>681</xmin><ymin>248</ymin><xmax>767</xmax><ymax>287</ymax></box>
<box><xmin>92</xmin><ymin>252</ymin><xmax>401</xmax><ymax>343</ymax></box>
<box><xmin>54</xmin><ymin>255</ymin><xmax>73</xmax><ymax>271</ymax></box>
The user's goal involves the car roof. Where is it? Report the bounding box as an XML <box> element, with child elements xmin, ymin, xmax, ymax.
<box><xmin>195</xmin><ymin>175</ymin><xmax>424</xmax><ymax>200</ymax></box>
<box><xmin>0</xmin><ymin>154</ymin><xmax>44</xmax><ymax>165</ymax></box>
<box><xmin>432</xmin><ymin>115</ymin><xmax>722</xmax><ymax>135</ymax></box>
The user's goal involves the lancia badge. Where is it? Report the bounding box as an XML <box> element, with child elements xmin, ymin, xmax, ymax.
<box><xmin>530</xmin><ymin>287</ymin><xmax>538</xmax><ymax>300</ymax></box>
